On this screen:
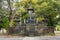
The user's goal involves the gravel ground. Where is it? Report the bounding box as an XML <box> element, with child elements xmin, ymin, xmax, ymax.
<box><xmin>0</xmin><ymin>31</ymin><xmax>60</xmax><ymax>40</ymax></box>
<box><xmin>0</xmin><ymin>36</ymin><xmax>60</xmax><ymax>40</ymax></box>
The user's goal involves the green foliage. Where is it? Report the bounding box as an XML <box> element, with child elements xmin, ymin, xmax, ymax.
<box><xmin>2</xmin><ymin>18</ymin><xmax>9</xmax><ymax>29</ymax></box>
<box><xmin>0</xmin><ymin>0</ymin><xmax>60</xmax><ymax>29</ymax></box>
<box><xmin>0</xmin><ymin>9</ymin><xmax>9</xmax><ymax>29</ymax></box>
<box><xmin>13</xmin><ymin>0</ymin><xmax>59</xmax><ymax>27</ymax></box>
<box><xmin>0</xmin><ymin>15</ymin><xmax>9</xmax><ymax>29</ymax></box>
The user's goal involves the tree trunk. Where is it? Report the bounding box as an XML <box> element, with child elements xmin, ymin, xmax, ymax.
<box><xmin>48</xmin><ymin>26</ymin><xmax>55</xmax><ymax>35</ymax></box>
<box><xmin>7</xmin><ymin>0</ymin><xmax>16</xmax><ymax>34</ymax></box>
<box><xmin>47</xmin><ymin>15</ymin><xmax>55</xmax><ymax>35</ymax></box>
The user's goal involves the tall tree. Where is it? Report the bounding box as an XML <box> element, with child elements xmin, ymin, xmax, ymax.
<box><xmin>7</xmin><ymin>0</ymin><xmax>17</xmax><ymax>33</ymax></box>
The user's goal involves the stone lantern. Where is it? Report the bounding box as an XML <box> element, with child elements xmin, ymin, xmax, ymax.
<box><xmin>27</xmin><ymin>5</ymin><xmax>34</xmax><ymax>20</ymax></box>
